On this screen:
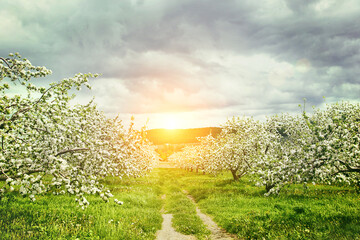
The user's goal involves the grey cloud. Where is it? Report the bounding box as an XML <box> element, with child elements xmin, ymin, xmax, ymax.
<box><xmin>285</xmin><ymin>0</ymin><xmax>319</xmax><ymax>15</ymax></box>
<box><xmin>118</xmin><ymin>0</ymin><xmax>360</xmax><ymax>106</ymax></box>
<box><xmin>1</xmin><ymin>0</ymin><xmax>360</xmax><ymax>127</ymax></box>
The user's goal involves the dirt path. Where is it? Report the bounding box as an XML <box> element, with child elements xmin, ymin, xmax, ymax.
<box><xmin>186</xmin><ymin>193</ymin><xmax>237</xmax><ymax>240</ymax></box>
<box><xmin>156</xmin><ymin>214</ymin><xmax>196</xmax><ymax>240</ymax></box>
<box><xmin>156</xmin><ymin>192</ymin><xmax>236</xmax><ymax>240</ymax></box>
<box><xmin>156</xmin><ymin>194</ymin><xmax>196</xmax><ymax>240</ymax></box>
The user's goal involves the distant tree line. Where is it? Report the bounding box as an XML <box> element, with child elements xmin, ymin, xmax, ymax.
<box><xmin>169</xmin><ymin>102</ymin><xmax>360</xmax><ymax>194</ymax></box>
<box><xmin>146</xmin><ymin>127</ymin><xmax>222</xmax><ymax>145</ymax></box>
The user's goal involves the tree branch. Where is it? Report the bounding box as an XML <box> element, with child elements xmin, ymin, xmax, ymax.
<box><xmin>264</xmin><ymin>145</ymin><xmax>269</xmax><ymax>155</ymax></box>
<box><xmin>4</xmin><ymin>103</ymin><xmax>23</xmax><ymax>110</ymax></box>
<box><xmin>336</xmin><ymin>168</ymin><xmax>360</xmax><ymax>174</ymax></box>
<box><xmin>334</xmin><ymin>159</ymin><xmax>360</xmax><ymax>173</ymax></box>
<box><xmin>0</xmin><ymin>106</ymin><xmax>31</xmax><ymax>126</ymax></box>
<box><xmin>0</xmin><ymin>169</ymin><xmax>44</xmax><ymax>181</ymax></box>
<box><xmin>0</xmin><ymin>165</ymin><xmax>10</xmax><ymax>180</ymax></box>
<box><xmin>0</xmin><ymin>57</ymin><xmax>13</xmax><ymax>69</ymax></box>
<box><xmin>33</xmin><ymin>127</ymin><xmax>50</xmax><ymax>134</ymax></box>
<box><xmin>0</xmin><ymin>83</ymin><xmax>64</xmax><ymax>126</ymax></box>
<box><xmin>55</xmin><ymin>148</ymin><xmax>90</xmax><ymax>157</ymax></box>
<box><xmin>33</xmin><ymin>82</ymin><xmax>62</xmax><ymax>106</ymax></box>
<box><xmin>53</xmin><ymin>171</ymin><xmax>70</xmax><ymax>180</ymax></box>
<box><xmin>335</xmin><ymin>159</ymin><xmax>353</xmax><ymax>170</ymax></box>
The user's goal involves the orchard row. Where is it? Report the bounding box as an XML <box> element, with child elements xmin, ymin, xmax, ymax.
<box><xmin>1</xmin><ymin>53</ymin><xmax>359</xmax><ymax>207</ymax></box>
<box><xmin>169</xmin><ymin>101</ymin><xmax>360</xmax><ymax>194</ymax></box>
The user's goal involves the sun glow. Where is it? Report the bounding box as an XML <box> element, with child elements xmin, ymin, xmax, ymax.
<box><xmin>163</xmin><ymin>115</ymin><xmax>180</xmax><ymax>129</ymax></box>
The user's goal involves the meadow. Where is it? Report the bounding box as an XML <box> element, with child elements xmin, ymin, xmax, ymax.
<box><xmin>0</xmin><ymin>173</ymin><xmax>163</xmax><ymax>240</ymax></box>
<box><xmin>175</xmin><ymin>169</ymin><xmax>360</xmax><ymax>239</ymax></box>
<box><xmin>1</xmin><ymin>168</ymin><xmax>359</xmax><ymax>239</ymax></box>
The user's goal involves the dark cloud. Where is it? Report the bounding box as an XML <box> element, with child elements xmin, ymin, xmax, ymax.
<box><xmin>1</xmin><ymin>0</ymin><xmax>360</xmax><ymax>128</ymax></box>
<box><xmin>285</xmin><ymin>0</ymin><xmax>319</xmax><ymax>15</ymax></box>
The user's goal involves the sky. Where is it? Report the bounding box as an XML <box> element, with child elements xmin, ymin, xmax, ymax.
<box><xmin>1</xmin><ymin>0</ymin><xmax>360</xmax><ymax>129</ymax></box>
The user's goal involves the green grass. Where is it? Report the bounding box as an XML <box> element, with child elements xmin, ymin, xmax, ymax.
<box><xmin>1</xmin><ymin>168</ymin><xmax>359</xmax><ymax>239</ymax></box>
<box><xmin>0</xmin><ymin>173</ymin><xmax>163</xmax><ymax>240</ymax></box>
<box><xmin>175</xmin><ymin>169</ymin><xmax>360</xmax><ymax>240</ymax></box>
<box><xmin>158</xmin><ymin>169</ymin><xmax>210</xmax><ymax>239</ymax></box>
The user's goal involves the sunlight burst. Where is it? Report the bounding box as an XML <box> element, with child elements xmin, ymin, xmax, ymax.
<box><xmin>163</xmin><ymin>115</ymin><xmax>180</xmax><ymax>129</ymax></box>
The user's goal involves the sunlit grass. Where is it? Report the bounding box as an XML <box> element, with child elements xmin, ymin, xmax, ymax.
<box><xmin>176</xmin><ymin>169</ymin><xmax>360</xmax><ymax>240</ymax></box>
<box><xmin>158</xmin><ymin>169</ymin><xmax>210</xmax><ymax>239</ymax></box>
<box><xmin>0</xmin><ymin>174</ymin><xmax>163</xmax><ymax>240</ymax></box>
<box><xmin>1</xmin><ymin>168</ymin><xmax>359</xmax><ymax>239</ymax></box>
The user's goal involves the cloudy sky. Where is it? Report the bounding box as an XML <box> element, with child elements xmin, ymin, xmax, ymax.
<box><xmin>1</xmin><ymin>0</ymin><xmax>360</xmax><ymax>129</ymax></box>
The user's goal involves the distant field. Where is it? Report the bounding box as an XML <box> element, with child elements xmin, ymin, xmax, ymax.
<box><xmin>146</xmin><ymin>127</ymin><xmax>222</xmax><ymax>145</ymax></box>
<box><xmin>1</xmin><ymin>168</ymin><xmax>359</xmax><ymax>239</ymax></box>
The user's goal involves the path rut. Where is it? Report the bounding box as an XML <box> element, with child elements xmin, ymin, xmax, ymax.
<box><xmin>156</xmin><ymin>214</ymin><xmax>196</xmax><ymax>240</ymax></box>
<box><xmin>186</xmin><ymin>194</ymin><xmax>236</xmax><ymax>240</ymax></box>
<box><xmin>156</xmin><ymin>192</ymin><xmax>236</xmax><ymax>240</ymax></box>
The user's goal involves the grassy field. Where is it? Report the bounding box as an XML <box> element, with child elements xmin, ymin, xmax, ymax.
<box><xmin>175</xmin><ymin>169</ymin><xmax>360</xmax><ymax>240</ymax></box>
<box><xmin>1</xmin><ymin>168</ymin><xmax>359</xmax><ymax>239</ymax></box>
<box><xmin>0</xmin><ymin>173</ymin><xmax>163</xmax><ymax>240</ymax></box>
<box><xmin>159</xmin><ymin>169</ymin><xmax>210</xmax><ymax>239</ymax></box>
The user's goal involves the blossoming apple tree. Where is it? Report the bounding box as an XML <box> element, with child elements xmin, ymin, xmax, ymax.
<box><xmin>168</xmin><ymin>103</ymin><xmax>360</xmax><ymax>194</ymax></box>
<box><xmin>0</xmin><ymin>53</ymin><xmax>158</xmax><ymax>207</ymax></box>
<box><xmin>254</xmin><ymin>113</ymin><xmax>308</xmax><ymax>194</ymax></box>
<box><xmin>208</xmin><ymin>117</ymin><xmax>269</xmax><ymax>181</ymax></box>
<box><xmin>169</xmin><ymin>145</ymin><xmax>198</xmax><ymax>171</ymax></box>
<box><xmin>301</xmin><ymin>102</ymin><xmax>360</xmax><ymax>185</ymax></box>
<box><xmin>256</xmin><ymin>102</ymin><xmax>360</xmax><ymax>194</ymax></box>
<box><xmin>168</xmin><ymin>134</ymin><xmax>216</xmax><ymax>173</ymax></box>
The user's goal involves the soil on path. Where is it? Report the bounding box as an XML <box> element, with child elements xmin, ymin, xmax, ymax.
<box><xmin>156</xmin><ymin>192</ymin><xmax>237</xmax><ymax>240</ymax></box>
<box><xmin>186</xmin><ymin>192</ymin><xmax>237</xmax><ymax>240</ymax></box>
<box><xmin>156</xmin><ymin>214</ymin><xmax>196</xmax><ymax>240</ymax></box>
<box><xmin>156</xmin><ymin>194</ymin><xmax>195</xmax><ymax>240</ymax></box>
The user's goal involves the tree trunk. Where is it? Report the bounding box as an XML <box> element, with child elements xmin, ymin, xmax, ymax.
<box><xmin>230</xmin><ymin>169</ymin><xmax>239</xmax><ymax>181</ymax></box>
<box><xmin>266</xmin><ymin>183</ymin><xmax>275</xmax><ymax>192</ymax></box>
